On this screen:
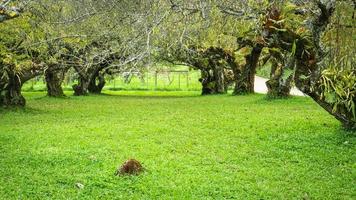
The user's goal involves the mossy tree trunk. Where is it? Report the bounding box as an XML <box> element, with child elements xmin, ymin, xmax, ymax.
<box><xmin>0</xmin><ymin>67</ymin><xmax>41</xmax><ymax>107</ymax></box>
<box><xmin>233</xmin><ymin>44</ymin><xmax>263</xmax><ymax>95</ymax></box>
<box><xmin>195</xmin><ymin>47</ymin><xmax>235</xmax><ymax>95</ymax></box>
<box><xmin>0</xmin><ymin>71</ymin><xmax>26</xmax><ymax>107</ymax></box>
<box><xmin>199</xmin><ymin>69</ymin><xmax>214</xmax><ymax>95</ymax></box>
<box><xmin>212</xmin><ymin>64</ymin><xmax>226</xmax><ymax>94</ymax></box>
<box><xmin>72</xmin><ymin>65</ymin><xmax>94</xmax><ymax>96</ymax></box>
<box><xmin>174</xmin><ymin>46</ymin><xmax>237</xmax><ymax>95</ymax></box>
<box><xmin>88</xmin><ymin>70</ymin><xmax>106</xmax><ymax>94</ymax></box>
<box><xmin>73</xmin><ymin>76</ymin><xmax>90</xmax><ymax>96</ymax></box>
<box><xmin>73</xmin><ymin>67</ymin><xmax>107</xmax><ymax>96</ymax></box>
<box><xmin>45</xmin><ymin>66</ymin><xmax>66</xmax><ymax>97</ymax></box>
<box><xmin>266</xmin><ymin>51</ymin><xmax>293</xmax><ymax>98</ymax></box>
<box><xmin>199</xmin><ymin>69</ymin><xmax>226</xmax><ymax>95</ymax></box>
<box><xmin>71</xmin><ymin>51</ymin><xmax>118</xmax><ymax>96</ymax></box>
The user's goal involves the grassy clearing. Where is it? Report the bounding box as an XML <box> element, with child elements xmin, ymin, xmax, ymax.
<box><xmin>0</xmin><ymin>91</ymin><xmax>355</xmax><ymax>199</ymax></box>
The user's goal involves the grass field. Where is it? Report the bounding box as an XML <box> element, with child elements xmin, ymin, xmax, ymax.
<box><xmin>0</xmin><ymin>91</ymin><xmax>355</xmax><ymax>199</ymax></box>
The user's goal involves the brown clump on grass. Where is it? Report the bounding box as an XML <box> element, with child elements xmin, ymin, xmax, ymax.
<box><xmin>116</xmin><ymin>159</ymin><xmax>144</xmax><ymax>176</ymax></box>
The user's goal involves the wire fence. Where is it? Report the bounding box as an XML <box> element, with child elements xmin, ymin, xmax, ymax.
<box><xmin>22</xmin><ymin>70</ymin><xmax>203</xmax><ymax>92</ymax></box>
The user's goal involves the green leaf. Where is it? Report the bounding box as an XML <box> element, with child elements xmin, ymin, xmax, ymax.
<box><xmin>299</xmin><ymin>75</ymin><xmax>308</xmax><ymax>80</ymax></box>
<box><xmin>270</xmin><ymin>26</ymin><xmax>287</xmax><ymax>32</ymax></box>
<box><xmin>282</xmin><ymin>68</ymin><xmax>294</xmax><ymax>80</ymax></box>
<box><xmin>291</xmin><ymin>40</ymin><xmax>297</xmax><ymax>56</ymax></box>
<box><xmin>325</xmin><ymin>92</ymin><xmax>337</xmax><ymax>104</ymax></box>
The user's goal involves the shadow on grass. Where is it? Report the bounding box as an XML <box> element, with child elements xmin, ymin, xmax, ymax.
<box><xmin>0</xmin><ymin>106</ymin><xmax>47</xmax><ymax>115</ymax></box>
<box><xmin>31</xmin><ymin>95</ymin><xmax>71</xmax><ymax>101</ymax></box>
<box><xmin>24</xmin><ymin>91</ymin><xmax>291</xmax><ymax>101</ymax></box>
<box><xmin>82</xmin><ymin>91</ymin><xmax>204</xmax><ymax>99</ymax></box>
<box><xmin>249</xmin><ymin>94</ymin><xmax>309</xmax><ymax>105</ymax></box>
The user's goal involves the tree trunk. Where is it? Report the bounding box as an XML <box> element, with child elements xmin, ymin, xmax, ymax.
<box><xmin>199</xmin><ymin>70</ymin><xmax>214</xmax><ymax>95</ymax></box>
<box><xmin>224</xmin><ymin>69</ymin><xmax>235</xmax><ymax>92</ymax></box>
<box><xmin>233</xmin><ymin>44</ymin><xmax>263</xmax><ymax>95</ymax></box>
<box><xmin>199</xmin><ymin>67</ymin><xmax>227</xmax><ymax>95</ymax></box>
<box><xmin>266</xmin><ymin>53</ymin><xmax>293</xmax><ymax>98</ymax></box>
<box><xmin>72</xmin><ymin>76</ymin><xmax>89</xmax><ymax>96</ymax></box>
<box><xmin>45</xmin><ymin>69</ymin><xmax>65</xmax><ymax>97</ymax></box>
<box><xmin>196</xmin><ymin>47</ymin><xmax>236</xmax><ymax>95</ymax></box>
<box><xmin>266</xmin><ymin>76</ymin><xmax>292</xmax><ymax>98</ymax></box>
<box><xmin>185</xmin><ymin>47</ymin><xmax>234</xmax><ymax>95</ymax></box>
<box><xmin>88</xmin><ymin>71</ymin><xmax>106</xmax><ymax>94</ymax></box>
<box><xmin>0</xmin><ymin>72</ymin><xmax>25</xmax><ymax>107</ymax></box>
<box><xmin>213</xmin><ymin>65</ymin><xmax>226</xmax><ymax>94</ymax></box>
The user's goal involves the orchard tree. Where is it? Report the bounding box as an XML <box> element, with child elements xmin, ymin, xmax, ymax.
<box><xmin>155</xmin><ymin>0</ymin><xmax>266</xmax><ymax>95</ymax></box>
<box><xmin>0</xmin><ymin>11</ymin><xmax>43</xmax><ymax>107</ymax></box>
<box><xmin>32</xmin><ymin>0</ymin><xmax>169</xmax><ymax>96</ymax></box>
<box><xmin>163</xmin><ymin>46</ymin><xmax>236</xmax><ymax>95</ymax></box>
<box><xmin>263</xmin><ymin>0</ymin><xmax>355</xmax><ymax>130</ymax></box>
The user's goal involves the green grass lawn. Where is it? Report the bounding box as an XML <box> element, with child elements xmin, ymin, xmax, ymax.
<box><xmin>0</xmin><ymin>91</ymin><xmax>355</xmax><ymax>199</ymax></box>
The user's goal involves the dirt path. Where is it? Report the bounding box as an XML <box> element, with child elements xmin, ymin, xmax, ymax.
<box><xmin>254</xmin><ymin>76</ymin><xmax>305</xmax><ymax>96</ymax></box>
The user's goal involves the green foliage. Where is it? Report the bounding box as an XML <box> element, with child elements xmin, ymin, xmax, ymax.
<box><xmin>0</xmin><ymin>16</ymin><xmax>36</xmax><ymax>92</ymax></box>
<box><xmin>281</xmin><ymin>68</ymin><xmax>294</xmax><ymax>81</ymax></box>
<box><xmin>320</xmin><ymin>67</ymin><xmax>356</xmax><ymax>120</ymax></box>
<box><xmin>280</xmin><ymin>2</ymin><xmax>310</xmax><ymax>33</ymax></box>
<box><xmin>291</xmin><ymin>40</ymin><xmax>297</xmax><ymax>56</ymax></box>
